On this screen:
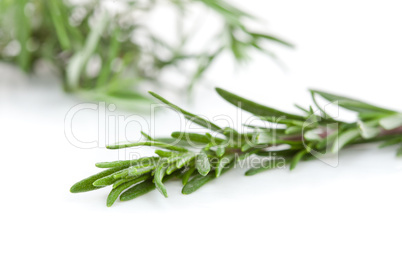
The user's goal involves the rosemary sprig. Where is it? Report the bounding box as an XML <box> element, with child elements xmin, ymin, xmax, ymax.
<box><xmin>71</xmin><ymin>88</ymin><xmax>402</xmax><ymax>206</ymax></box>
<box><xmin>0</xmin><ymin>0</ymin><xmax>292</xmax><ymax>105</ymax></box>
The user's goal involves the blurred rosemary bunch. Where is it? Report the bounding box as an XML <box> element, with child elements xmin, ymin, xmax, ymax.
<box><xmin>0</xmin><ymin>0</ymin><xmax>293</xmax><ymax>107</ymax></box>
<box><xmin>71</xmin><ymin>88</ymin><xmax>402</xmax><ymax>206</ymax></box>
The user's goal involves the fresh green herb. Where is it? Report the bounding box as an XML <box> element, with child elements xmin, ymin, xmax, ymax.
<box><xmin>0</xmin><ymin>0</ymin><xmax>292</xmax><ymax>106</ymax></box>
<box><xmin>71</xmin><ymin>88</ymin><xmax>402</xmax><ymax>206</ymax></box>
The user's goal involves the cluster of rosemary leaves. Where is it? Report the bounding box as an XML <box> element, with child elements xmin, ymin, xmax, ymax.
<box><xmin>0</xmin><ymin>0</ymin><xmax>292</xmax><ymax>105</ymax></box>
<box><xmin>71</xmin><ymin>88</ymin><xmax>402</xmax><ymax>206</ymax></box>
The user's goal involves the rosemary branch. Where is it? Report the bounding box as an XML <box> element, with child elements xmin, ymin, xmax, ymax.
<box><xmin>0</xmin><ymin>0</ymin><xmax>292</xmax><ymax>105</ymax></box>
<box><xmin>71</xmin><ymin>88</ymin><xmax>402</xmax><ymax>206</ymax></box>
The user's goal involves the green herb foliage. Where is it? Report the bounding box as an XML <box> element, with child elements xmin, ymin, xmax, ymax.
<box><xmin>71</xmin><ymin>88</ymin><xmax>402</xmax><ymax>206</ymax></box>
<box><xmin>0</xmin><ymin>0</ymin><xmax>292</xmax><ymax>106</ymax></box>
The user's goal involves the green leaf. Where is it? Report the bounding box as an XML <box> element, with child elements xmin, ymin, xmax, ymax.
<box><xmin>289</xmin><ymin>150</ymin><xmax>307</xmax><ymax>170</ymax></box>
<box><xmin>149</xmin><ymin>91</ymin><xmax>222</xmax><ymax>132</ymax></box>
<box><xmin>310</xmin><ymin>91</ymin><xmax>336</xmax><ymax>121</ymax></box>
<box><xmin>119</xmin><ymin>173</ymin><xmax>176</xmax><ymax>201</ymax></box>
<box><xmin>92</xmin><ymin>168</ymin><xmax>129</xmax><ymax>186</ymax></box>
<box><xmin>358</xmin><ymin>112</ymin><xmax>388</xmax><ymax>121</ymax></box>
<box><xmin>294</xmin><ymin>104</ymin><xmax>309</xmax><ymax>114</ymax></box>
<box><xmin>215</xmin><ymin>155</ymin><xmax>235</xmax><ymax>177</ymax></box>
<box><xmin>113</xmin><ymin>174</ymin><xmax>150</xmax><ymax>189</ymax></box>
<box><xmin>107</xmin><ymin>141</ymin><xmax>188</xmax><ymax>152</ymax></box>
<box><xmin>245</xmin><ymin>158</ymin><xmax>288</xmax><ymax>176</ymax></box>
<box><xmin>154</xmin><ymin>162</ymin><xmax>168</xmax><ymax>197</ymax></box>
<box><xmin>176</xmin><ymin>153</ymin><xmax>196</xmax><ymax>169</ymax></box>
<box><xmin>166</xmin><ymin>163</ymin><xmax>179</xmax><ymax>175</ymax></box>
<box><xmin>357</xmin><ymin>120</ymin><xmax>380</xmax><ymax>139</ymax></box>
<box><xmin>182</xmin><ymin>167</ymin><xmax>196</xmax><ymax>186</ymax></box>
<box><xmin>66</xmin><ymin>11</ymin><xmax>109</xmax><ymax>88</ymax></box>
<box><xmin>96</xmin><ymin>27</ymin><xmax>121</xmax><ymax>88</ymax></box>
<box><xmin>171</xmin><ymin>132</ymin><xmax>211</xmax><ymax>144</ymax></box>
<box><xmin>216</xmin><ymin>88</ymin><xmax>304</xmax><ymax>120</ymax></box>
<box><xmin>182</xmin><ymin>174</ymin><xmax>215</xmax><ymax>195</ymax></box>
<box><xmin>95</xmin><ymin>157</ymin><xmax>158</xmax><ymax>168</ymax></box>
<box><xmin>249</xmin><ymin>32</ymin><xmax>294</xmax><ymax>48</ymax></box>
<box><xmin>47</xmin><ymin>1</ymin><xmax>71</xmax><ymax>50</ymax></box>
<box><xmin>155</xmin><ymin>150</ymin><xmax>176</xmax><ymax>157</ymax></box>
<box><xmin>196</xmin><ymin>152</ymin><xmax>211</xmax><ymax>176</ymax></box>
<box><xmin>113</xmin><ymin>169</ymin><xmax>130</xmax><ymax>180</ymax></box>
<box><xmin>285</xmin><ymin>126</ymin><xmax>302</xmax><ymax>135</ymax></box>
<box><xmin>303</xmin><ymin>129</ymin><xmax>322</xmax><ymax>141</ymax></box>
<box><xmin>216</xmin><ymin>146</ymin><xmax>226</xmax><ymax>157</ymax></box>
<box><xmin>252</xmin><ymin>131</ymin><xmax>274</xmax><ymax>145</ymax></box>
<box><xmin>70</xmin><ymin>165</ymin><xmax>130</xmax><ymax>193</ymax></box>
<box><xmin>200</xmin><ymin>0</ymin><xmax>253</xmax><ymax>19</ymax></box>
<box><xmin>128</xmin><ymin>164</ymin><xmax>156</xmax><ymax>177</ymax></box>
<box><xmin>120</xmin><ymin>180</ymin><xmax>156</xmax><ymax>202</ymax></box>
<box><xmin>95</xmin><ymin>160</ymin><xmax>133</xmax><ymax>168</ymax></box>
<box><xmin>262</xmin><ymin>118</ymin><xmax>305</xmax><ymax>126</ymax></box>
<box><xmin>310</xmin><ymin>89</ymin><xmax>396</xmax><ymax>114</ymax></box>
<box><xmin>241</xmin><ymin>142</ymin><xmax>254</xmax><ymax>152</ymax></box>
<box><xmin>140</xmin><ymin>131</ymin><xmax>154</xmax><ymax>141</ymax></box>
<box><xmin>315</xmin><ymin>130</ymin><xmax>339</xmax><ymax>150</ymax></box>
<box><xmin>332</xmin><ymin>128</ymin><xmax>360</xmax><ymax>153</ymax></box>
<box><xmin>107</xmin><ymin>178</ymin><xmax>145</xmax><ymax>207</ymax></box>
<box><xmin>379</xmin><ymin>114</ymin><xmax>402</xmax><ymax>130</ymax></box>
<box><xmin>379</xmin><ymin>137</ymin><xmax>402</xmax><ymax>148</ymax></box>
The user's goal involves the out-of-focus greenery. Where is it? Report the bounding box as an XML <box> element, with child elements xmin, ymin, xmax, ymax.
<box><xmin>0</xmin><ymin>0</ymin><xmax>293</xmax><ymax>106</ymax></box>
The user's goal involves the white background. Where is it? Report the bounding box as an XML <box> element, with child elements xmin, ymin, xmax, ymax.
<box><xmin>1</xmin><ymin>0</ymin><xmax>402</xmax><ymax>267</ymax></box>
